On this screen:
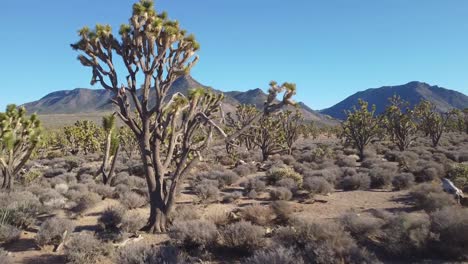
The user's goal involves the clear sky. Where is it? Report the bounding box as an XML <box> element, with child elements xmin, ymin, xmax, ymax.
<box><xmin>1</xmin><ymin>0</ymin><xmax>468</xmax><ymax>111</ymax></box>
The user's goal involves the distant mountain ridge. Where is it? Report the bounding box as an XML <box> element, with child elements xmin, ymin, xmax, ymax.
<box><xmin>321</xmin><ymin>81</ymin><xmax>468</xmax><ymax>120</ymax></box>
<box><xmin>23</xmin><ymin>75</ymin><xmax>336</xmax><ymax>125</ymax></box>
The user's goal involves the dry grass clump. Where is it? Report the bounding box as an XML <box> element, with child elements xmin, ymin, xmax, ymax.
<box><xmin>266</xmin><ymin>166</ymin><xmax>303</xmax><ymax>187</ymax></box>
<box><xmin>169</xmin><ymin>219</ymin><xmax>218</xmax><ymax>251</ymax></box>
<box><xmin>392</xmin><ymin>173</ymin><xmax>415</xmax><ymax>190</ymax></box>
<box><xmin>220</xmin><ymin>221</ymin><xmax>265</xmax><ymax>254</ymax></box>
<box><xmin>430</xmin><ymin>207</ymin><xmax>468</xmax><ymax>260</ymax></box>
<box><xmin>269</xmin><ymin>187</ymin><xmax>293</xmax><ymax>201</ymax></box>
<box><xmin>274</xmin><ymin>217</ymin><xmax>380</xmax><ymax>264</ymax></box>
<box><xmin>119</xmin><ymin>191</ymin><xmax>147</xmax><ymax>209</ymax></box>
<box><xmin>303</xmin><ymin>176</ymin><xmax>333</xmax><ymax>195</ymax></box>
<box><xmin>194</xmin><ymin>180</ymin><xmax>220</xmax><ymax>203</ymax></box>
<box><xmin>240</xmin><ymin>177</ymin><xmax>266</xmax><ymax>193</ymax></box>
<box><xmin>0</xmin><ymin>224</ymin><xmax>21</xmax><ymax>245</ymax></box>
<box><xmin>116</xmin><ymin>243</ymin><xmax>188</xmax><ymax>264</ymax></box>
<box><xmin>340</xmin><ymin>173</ymin><xmax>371</xmax><ymax>191</ymax></box>
<box><xmin>243</xmin><ymin>245</ymin><xmax>305</xmax><ymax>264</ymax></box>
<box><xmin>69</xmin><ymin>192</ymin><xmax>101</xmax><ymax>216</ymax></box>
<box><xmin>410</xmin><ymin>183</ymin><xmax>456</xmax><ymax>212</ymax></box>
<box><xmin>65</xmin><ymin>233</ymin><xmax>112</xmax><ymax>264</ymax></box>
<box><xmin>36</xmin><ymin>217</ymin><xmax>75</xmax><ymax>248</ymax></box>
<box><xmin>242</xmin><ymin>204</ymin><xmax>275</xmax><ymax>226</ymax></box>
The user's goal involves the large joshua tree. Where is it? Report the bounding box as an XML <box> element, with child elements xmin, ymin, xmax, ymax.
<box><xmin>0</xmin><ymin>105</ymin><xmax>42</xmax><ymax>189</ymax></box>
<box><xmin>72</xmin><ymin>0</ymin><xmax>296</xmax><ymax>232</ymax></box>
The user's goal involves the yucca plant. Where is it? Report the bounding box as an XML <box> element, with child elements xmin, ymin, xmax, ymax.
<box><xmin>0</xmin><ymin>105</ymin><xmax>42</xmax><ymax>189</ymax></box>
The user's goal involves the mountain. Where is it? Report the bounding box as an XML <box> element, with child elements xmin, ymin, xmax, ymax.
<box><xmin>321</xmin><ymin>81</ymin><xmax>468</xmax><ymax>120</ymax></box>
<box><xmin>23</xmin><ymin>75</ymin><xmax>336</xmax><ymax>125</ymax></box>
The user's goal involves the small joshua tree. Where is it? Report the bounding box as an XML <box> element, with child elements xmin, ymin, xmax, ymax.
<box><xmin>279</xmin><ymin>109</ymin><xmax>303</xmax><ymax>155</ymax></box>
<box><xmin>341</xmin><ymin>99</ymin><xmax>380</xmax><ymax>161</ymax></box>
<box><xmin>63</xmin><ymin>120</ymin><xmax>102</xmax><ymax>155</ymax></box>
<box><xmin>414</xmin><ymin>100</ymin><xmax>455</xmax><ymax>147</ymax></box>
<box><xmin>225</xmin><ymin>104</ymin><xmax>260</xmax><ymax>152</ymax></box>
<box><xmin>0</xmin><ymin>105</ymin><xmax>42</xmax><ymax>189</ymax></box>
<box><xmin>251</xmin><ymin>114</ymin><xmax>287</xmax><ymax>161</ymax></box>
<box><xmin>72</xmin><ymin>0</ymin><xmax>295</xmax><ymax>233</ymax></box>
<box><xmin>382</xmin><ymin>95</ymin><xmax>417</xmax><ymax>151</ymax></box>
<box><xmin>100</xmin><ymin>114</ymin><xmax>120</xmax><ymax>185</ymax></box>
<box><xmin>119</xmin><ymin>125</ymin><xmax>138</xmax><ymax>161</ymax></box>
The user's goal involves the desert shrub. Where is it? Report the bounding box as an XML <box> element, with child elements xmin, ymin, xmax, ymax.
<box><xmin>217</xmin><ymin>171</ymin><xmax>240</xmax><ymax>188</ymax></box>
<box><xmin>233</xmin><ymin>163</ymin><xmax>257</xmax><ymax>177</ymax></box>
<box><xmin>458</xmin><ymin>152</ymin><xmax>468</xmax><ymax>162</ymax></box>
<box><xmin>116</xmin><ymin>243</ymin><xmax>188</xmax><ymax>264</ymax></box>
<box><xmin>65</xmin><ymin>233</ymin><xmax>112</xmax><ymax>264</ymax></box>
<box><xmin>55</xmin><ymin>183</ymin><xmax>69</xmax><ymax>194</ymax></box>
<box><xmin>269</xmin><ymin>187</ymin><xmax>293</xmax><ymax>201</ymax></box>
<box><xmin>206</xmin><ymin>211</ymin><xmax>230</xmax><ymax>227</ymax></box>
<box><xmin>70</xmin><ymin>192</ymin><xmax>101</xmax><ymax>215</ymax></box>
<box><xmin>93</xmin><ymin>184</ymin><xmax>115</xmax><ymax>199</ymax></box>
<box><xmin>220</xmin><ymin>221</ymin><xmax>265</xmax><ymax>254</ymax></box>
<box><xmin>360</xmin><ymin>158</ymin><xmax>382</xmax><ymax>169</ymax></box>
<box><xmin>194</xmin><ymin>180</ymin><xmax>219</xmax><ymax>203</ymax></box>
<box><xmin>0</xmin><ymin>224</ymin><xmax>21</xmax><ymax>244</ymax></box>
<box><xmin>21</xmin><ymin>169</ymin><xmax>43</xmax><ymax>184</ymax></box>
<box><xmin>379</xmin><ymin>213</ymin><xmax>431</xmax><ymax>257</ymax></box>
<box><xmin>121</xmin><ymin>211</ymin><xmax>145</xmax><ymax>234</ymax></box>
<box><xmin>43</xmin><ymin>167</ymin><xmax>67</xmax><ymax>178</ymax></box>
<box><xmin>247</xmin><ymin>190</ymin><xmax>257</xmax><ymax>199</ymax></box>
<box><xmin>430</xmin><ymin>207</ymin><xmax>468</xmax><ymax>260</ymax></box>
<box><xmin>222</xmin><ymin>191</ymin><xmax>243</xmax><ymax>203</ymax></box>
<box><xmin>413</xmin><ymin>161</ymin><xmax>445</xmax><ymax>183</ymax></box>
<box><xmin>240</xmin><ymin>177</ymin><xmax>266</xmax><ymax>193</ymax></box>
<box><xmin>369</xmin><ymin>165</ymin><xmax>397</xmax><ymax>188</ymax></box>
<box><xmin>98</xmin><ymin>206</ymin><xmax>125</xmax><ymax>232</ymax></box>
<box><xmin>266</xmin><ymin>166</ymin><xmax>302</xmax><ymax>186</ymax></box>
<box><xmin>119</xmin><ymin>191</ymin><xmax>147</xmax><ymax>209</ymax></box>
<box><xmin>0</xmin><ymin>249</ymin><xmax>12</xmax><ymax>264</ymax></box>
<box><xmin>36</xmin><ymin>217</ymin><xmax>74</xmax><ymax>247</ymax></box>
<box><xmin>341</xmin><ymin>213</ymin><xmax>383</xmax><ymax>241</ymax></box>
<box><xmin>336</xmin><ymin>155</ymin><xmax>357</xmax><ymax>167</ymax></box>
<box><xmin>39</xmin><ymin>188</ymin><xmax>66</xmax><ymax>210</ymax></box>
<box><xmin>0</xmin><ymin>191</ymin><xmax>42</xmax><ymax>228</ymax></box>
<box><xmin>447</xmin><ymin>163</ymin><xmax>468</xmax><ymax>190</ymax></box>
<box><xmin>242</xmin><ymin>204</ymin><xmax>275</xmax><ymax>226</ymax></box>
<box><xmin>303</xmin><ymin>177</ymin><xmax>333</xmax><ymax>195</ymax></box>
<box><xmin>340</xmin><ymin>173</ymin><xmax>371</xmax><ymax>191</ymax></box>
<box><xmin>271</xmin><ymin>201</ymin><xmax>293</xmax><ymax>224</ymax></box>
<box><xmin>392</xmin><ymin>173</ymin><xmax>415</xmax><ymax>190</ymax></box>
<box><xmin>169</xmin><ymin>219</ymin><xmax>218</xmax><ymax>251</ymax></box>
<box><xmin>243</xmin><ymin>245</ymin><xmax>304</xmax><ymax>264</ymax></box>
<box><xmin>275</xmin><ymin>217</ymin><xmax>379</xmax><ymax>264</ymax></box>
<box><xmin>276</xmin><ymin>178</ymin><xmax>298</xmax><ymax>193</ymax></box>
<box><xmin>169</xmin><ymin>205</ymin><xmax>200</xmax><ymax>223</ymax></box>
<box><xmin>410</xmin><ymin>183</ymin><xmax>456</xmax><ymax>212</ymax></box>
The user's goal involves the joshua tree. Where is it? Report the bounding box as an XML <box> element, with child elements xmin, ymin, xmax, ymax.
<box><xmin>251</xmin><ymin>114</ymin><xmax>287</xmax><ymax>161</ymax></box>
<box><xmin>225</xmin><ymin>104</ymin><xmax>260</xmax><ymax>152</ymax></box>
<box><xmin>100</xmin><ymin>114</ymin><xmax>120</xmax><ymax>185</ymax></box>
<box><xmin>341</xmin><ymin>99</ymin><xmax>380</xmax><ymax>160</ymax></box>
<box><xmin>382</xmin><ymin>95</ymin><xmax>417</xmax><ymax>151</ymax></box>
<box><xmin>279</xmin><ymin>109</ymin><xmax>303</xmax><ymax>155</ymax></box>
<box><xmin>72</xmin><ymin>0</ymin><xmax>295</xmax><ymax>232</ymax></box>
<box><xmin>414</xmin><ymin>100</ymin><xmax>455</xmax><ymax>147</ymax></box>
<box><xmin>63</xmin><ymin>120</ymin><xmax>102</xmax><ymax>155</ymax></box>
<box><xmin>119</xmin><ymin>125</ymin><xmax>139</xmax><ymax>161</ymax></box>
<box><xmin>0</xmin><ymin>105</ymin><xmax>42</xmax><ymax>189</ymax></box>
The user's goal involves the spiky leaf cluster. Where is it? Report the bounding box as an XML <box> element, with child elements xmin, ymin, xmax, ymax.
<box><xmin>0</xmin><ymin>105</ymin><xmax>42</xmax><ymax>188</ymax></box>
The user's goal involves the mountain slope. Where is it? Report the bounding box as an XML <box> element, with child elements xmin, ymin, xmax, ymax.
<box><xmin>321</xmin><ymin>81</ymin><xmax>468</xmax><ymax>120</ymax></box>
<box><xmin>23</xmin><ymin>75</ymin><xmax>335</xmax><ymax>125</ymax></box>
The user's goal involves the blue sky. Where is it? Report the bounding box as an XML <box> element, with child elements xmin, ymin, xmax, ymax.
<box><xmin>1</xmin><ymin>0</ymin><xmax>468</xmax><ymax>111</ymax></box>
